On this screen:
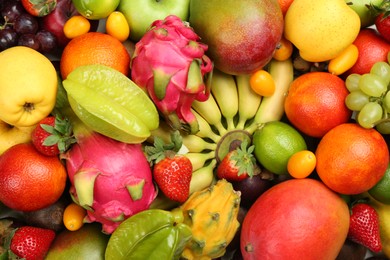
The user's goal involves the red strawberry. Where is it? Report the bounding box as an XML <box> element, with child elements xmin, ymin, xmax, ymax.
<box><xmin>8</xmin><ymin>226</ymin><xmax>55</xmax><ymax>260</ymax></box>
<box><xmin>145</xmin><ymin>130</ymin><xmax>193</xmax><ymax>203</ymax></box>
<box><xmin>348</xmin><ymin>202</ymin><xmax>382</xmax><ymax>252</ymax></box>
<box><xmin>372</xmin><ymin>0</ymin><xmax>390</xmax><ymax>42</ymax></box>
<box><xmin>217</xmin><ymin>141</ymin><xmax>259</xmax><ymax>182</ymax></box>
<box><xmin>376</xmin><ymin>13</ymin><xmax>390</xmax><ymax>42</ymax></box>
<box><xmin>153</xmin><ymin>154</ymin><xmax>193</xmax><ymax>203</ymax></box>
<box><xmin>31</xmin><ymin>115</ymin><xmax>76</xmax><ymax>156</ymax></box>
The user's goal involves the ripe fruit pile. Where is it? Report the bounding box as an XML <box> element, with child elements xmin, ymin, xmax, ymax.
<box><xmin>1</xmin><ymin>0</ymin><xmax>390</xmax><ymax>259</ymax></box>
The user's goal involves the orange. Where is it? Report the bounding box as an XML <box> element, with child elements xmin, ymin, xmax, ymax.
<box><xmin>284</xmin><ymin>71</ymin><xmax>352</xmax><ymax>138</ymax></box>
<box><xmin>278</xmin><ymin>0</ymin><xmax>294</xmax><ymax>16</ymax></box>
<box><xmin>0</xmin><ymin>143</ymin><xmax>67</xmax><ymax>211</ymax></box>
<box><xmin>345</xmin><ymin>28</ymin><xmax>390</xmax><ymax>76</ymax></box>
<box><xmin>287</xmin><ymin>150</ymin><xmax>316</xmax><ymax>179</ymax></box>
<box><xmin>60</xmin><ymin>32</ymin><xmax>130</xmax><ymax>79</ymax></box>
<box><xmin>315</xmin><ymin>123</ymin><xmax>389</xmax><ymax>195</ymax></box>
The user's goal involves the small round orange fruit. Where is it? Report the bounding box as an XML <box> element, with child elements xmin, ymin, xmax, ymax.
<box><xmin>315</xmin><ymin>123</ymin><xmax>389</xmax><ymax>195</ymax></box>
<box><xmin>0</xmin><ymin>143</ymin><xmax>67</xmax><ymax>211</ymax></box>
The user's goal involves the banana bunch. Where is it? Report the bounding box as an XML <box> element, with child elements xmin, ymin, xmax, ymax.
<box><xmin>150</xmin><ymin>58</ymin><xmax>294</xmax><ymax>195</ymax></box>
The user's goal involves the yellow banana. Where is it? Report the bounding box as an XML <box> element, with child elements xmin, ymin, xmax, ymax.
<box><xmin>192</xmin><ymin>109</ymin><xmax>220</xmax><ymax>143</ymax></box>
<box><xmin>182</xmin><ymin>134</ymin><xmax>217</xmax><ymax>153</ymax></box>
<box><xmin>192</xmin><ymin>93</ymin><xmax>226</xmax><ymax>135</ymax></box>
<box><xmin>189</xmin><ymin>159</ymin><xmax>217</xmax><ymax>194</ymax></box>
<box><xmin>245</xmin><ymin>58</ymin><xmax>294</xmax><ymax>134</ymax></box>
<box><xmin>235</xmin><ymin>74</ymin><xmax>262</xmax><ymax>129</ymax></box>
<box><xmin>184</xmin><ymin>151</ymin><xmax>215</xmax><ymax>171</ymax></box>
<box><xmin>211</xmin><ymin>69</ymin><xmax>239</xmax><ymax>131</ymax></box>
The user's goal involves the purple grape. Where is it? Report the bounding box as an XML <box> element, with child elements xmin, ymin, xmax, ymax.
<box><xmin>36</xmin><ymin>30</ymin><xmax>57</xmax><ymax>53</ymax></box>
<box><xmin>1</xmin><ymin>0</ymin><xmax>25</xmax><ymax>23</ymax></box>
<box><xmin>18</xmin><ymin>33</ymin><xmax>40</xmax><ymax>51</ymax></box>
<box><xmin>14</xmin><ymin>13</ymin><xmax>39</xmax><ymax>35</ymax></box>
<box><xmin>0</xmin><ymin>27</ymin><xmax>18</xmax><ymax>50</ymax></box>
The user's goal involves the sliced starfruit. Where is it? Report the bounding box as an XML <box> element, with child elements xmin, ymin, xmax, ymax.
<box><xmin>63</xmin><ymin>64</ymin><xmax>159</xmax><ymax>143</ymax></box>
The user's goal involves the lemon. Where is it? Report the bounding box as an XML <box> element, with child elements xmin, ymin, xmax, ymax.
<box><xmin>253</xmin><ymin>121</ymin><xmax>307</xmax><ymax>175</ymax></box>
<box><xmin>369</xmin><ymin>164</ymin><xmax>390</xmax><ymax>204</ymax></box>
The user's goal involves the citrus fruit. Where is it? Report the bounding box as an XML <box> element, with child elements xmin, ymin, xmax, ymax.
<box><xmin>345</xmin><ymin>28</ymin><xmax>390</xmax><ymax>76</ymax></box>
<box><xmin>287</xmin><ymin>150</ymin><xmax>316</xmax><ymax>179</ymax></box>
<box><xmin>0</xmin><ymin>143</ymin><xmax>67</xmax><ymax>211</ymax></box>
<box><xmin>0</xmin><ymin>46</ymin><xmax>57</xmax><ymax>127</ymax></box>
<box><xmin>315</xmin><ymin>123</ymin><xmax>389</xmax><ymax>195</ymax></box>
<box><xmin>253</xmin><ymin>121</ymin><xmax>307</xmax><ymax>175</ymax></box>
<box><xmin>368</xmin><ymin>164</ymin><xmax>390</xmax><ymax>204</ymax></box>
<box><xmin>284</xmin><ymin>71</ymin><xmax>352</xmax><ymax>138</ymax></box>
<box><xmin>72</xmin><ymin>0</ymin><xmax>120</xmax><ymax>20</ymax></box>
<box><xmin>60</xmin><ymin>32</ymin><xmax>130</xmax><ymax>79</ymax></box>
<box><xmin>63</xmin><ymin>64</ymin><xmax>159</xmax><ymax>144</ymax></box>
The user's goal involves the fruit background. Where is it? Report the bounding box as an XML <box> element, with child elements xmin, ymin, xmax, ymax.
<box><xmin>0</xmin><ymin>0</ymin><xmax>390</xmax><ymax>259</ymax></box>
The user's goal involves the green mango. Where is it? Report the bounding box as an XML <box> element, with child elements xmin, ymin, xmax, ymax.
<box><xmin>45</xmin><ymin>223</ymin><xmax>109</xmax><ymax>260</ymax></box>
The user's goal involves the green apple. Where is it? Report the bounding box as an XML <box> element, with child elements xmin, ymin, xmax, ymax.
<box><xmin>118</xmin><ymin>0</ymin><xmax>190</xmax><ymax>42</ymax></box>
<box><xmin>345</xmin><ymin>0</ymin><xmax>382</xmax><ymax>28</ymax></box>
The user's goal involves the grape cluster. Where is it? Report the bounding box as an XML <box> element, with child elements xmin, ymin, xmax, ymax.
<box><xmin>345</xmin><ymin>60</ymin><xmax>390</xmax><ymax>134</ymax></box>
<box><xmin>0</xmin><ymin>0</ymin><xmax>57</xmax><ymax>53</ymax></box>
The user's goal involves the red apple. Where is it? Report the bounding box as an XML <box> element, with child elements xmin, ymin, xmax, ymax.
<box><xmin>39</xmin><ymin>0</ymin><xmax>99</xmax><ymax>48</ymax></box>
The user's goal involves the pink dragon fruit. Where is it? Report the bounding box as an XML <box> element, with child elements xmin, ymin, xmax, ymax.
<box><xmin>131</xmin><ymin>15</ymin><xmax>213</xmax><ymax>134</ymax></box>
<box><xmin>61</xmin><ymin>122</ymin><xmax>157</xmax><ymax>234</ymax></box>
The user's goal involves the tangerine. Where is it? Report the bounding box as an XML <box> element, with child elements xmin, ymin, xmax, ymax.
<box><xmin>315</xmin><ymin>123</ymin><xmax>389</xmax><ymax>195</ymax></box>
<box><xmin>284</xmin><ymin>71</ymin><xmax>352</xmax><ymax>138</ymax></box>
<box><xmin>0</xmin><ymin>143</ymin><xmax>67</xmax><ymax>211</ymax></box>
<box><xmin>60</xmin><ymin>32</ymin><xmax>130</xmax><ymax>79</ymax></box>
<box><xmin>345</xmin><ymin>28</ymin><xmax>390</xmax><ymax>76</ymax></box>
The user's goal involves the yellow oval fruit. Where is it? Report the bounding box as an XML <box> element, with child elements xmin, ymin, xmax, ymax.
<box><xmin>284</xmin><ymin>0</ymin><xmax>360</xmax><ymax>62</ymax></box>
<box><xmin>0</xmin><ymin>46</ymin><xmax>58</xmax><ymax>127</ymax></box>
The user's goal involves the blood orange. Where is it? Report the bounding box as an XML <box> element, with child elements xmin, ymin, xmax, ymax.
<box><xmin>0</xmin><ymin>143</ymin><xmax>67</xmax><ymax>211</ymax></box>
<box><xmin>316</xmin><ymin>123</ymin><xmax>389</xmax><ymax>195</ymax></box>
<box><xmin>284</xmin><ymin>71</ymin><xmax>352</xmax><ymax>138</ymax></box>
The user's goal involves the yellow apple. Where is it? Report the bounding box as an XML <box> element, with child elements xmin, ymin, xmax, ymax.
<box><xmin>284</xmin><ymin>0</ymin><xmax>361</xmax><ymax>62</ymax></box>
<box><xmin>0</xmin><ymin>46</ymin><xmax>58</xmax><ymax>127</ymax></box>
<box><xmin>0</xmin><ymin>120</ymin><xmax>36</xmax><ymax>155</ymax></box>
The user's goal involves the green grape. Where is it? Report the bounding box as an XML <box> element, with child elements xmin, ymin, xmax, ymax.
<box><xmin>345</xmin><ymin>73</ymin><xmax>361</xmax><ymax>92</ymax></box>
<box><xmin>357</xmin><ymin>102</ymin><xmax>383</xmax><ymax>128</ymax></box>
<box><xmin>383</xmin><ymin>91</ymin><xmax>390</xmax><ymax>112</ymax></box>
<box><xmin>376</xmin><ymin>120</ymin><xmax>390</xmax><ymax>134</ymax></box>
<box><xmin>370</xmin><ymin>61</ymin><xmax>390</xmax><ymax>88</ymax></box>
<box><xmin>358</xmin><ymin>73</ymin><xmax>387</xmax><ymax>97</ymax></box>
<box><xmin>345</xmin><ymin>90</ymin><xmax>370</xmax><ymax>111</ymax></box>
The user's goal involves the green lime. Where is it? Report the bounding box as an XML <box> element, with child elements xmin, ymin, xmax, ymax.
<box><xmin>63</xmin><ymin>64</ymin><xmax>159</xmax><ymax>144</ymax></box>
<box><xmin>72</xmin><ymin>0</ymin><xmax>120</xmax><ymax>20</ymax></box>
<box><xmin>368</xmin><ymin>164</ymin><xmax>390</xmax><ymax>204</ymax></box>
<box><xmin>253</xmin><ymin>121</ymin><xmax>307</xmax><ymax>175</ymax></box>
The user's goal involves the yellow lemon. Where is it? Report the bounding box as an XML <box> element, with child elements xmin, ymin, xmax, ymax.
<box><xmin>284</xmin><ymin>0</ymin><xmax>360</xmax><ymax>62</ymax></box>
<box><xmin>0</xmin><ymin>46</ymin><xmax>58</xmax><ymax>127</ymax></box>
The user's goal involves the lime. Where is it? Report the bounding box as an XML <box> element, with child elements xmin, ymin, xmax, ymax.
<box><xmin>63</xmin><ymin>64</ymin><xmax>159</xmax><ymax>144</ymax></box>
<box><xmin>253</xmin><ymin>121</ymin><xmax>307</xmax><ymax>175</ymax></box>
<box><xmin>72</xmin><ymin>0</ymin><xmax>120</xmax><ymax>20</ymax></box>
<box><xmin>368</xmin><ymin>164</ymin><xmax>390</xmax><ymax>204</ymax></box>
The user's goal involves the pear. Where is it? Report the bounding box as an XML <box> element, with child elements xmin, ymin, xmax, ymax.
<box><xmin>189</xmin><ymin>0</ymin><xmax>283</xmax><ymax>75</ymax></box>
<box><xmin>284</xmin><ymin>0</ymin><xmax>360</xmax><ymax>62</ymax></box>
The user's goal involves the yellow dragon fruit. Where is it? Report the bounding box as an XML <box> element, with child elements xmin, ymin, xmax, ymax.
<box><xmin>131</xmin><ymin>15</ymin><xmax>213</xmax><ymax>134</ymax></box>
<box><xmin>180</xmin><ymin>179</ymin><xmax>241</xmax><ymax>259</ymax></box>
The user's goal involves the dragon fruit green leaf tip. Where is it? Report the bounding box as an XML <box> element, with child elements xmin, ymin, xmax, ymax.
<box><xmin>131</xmin><ymin>15</ymin><xmax>213</xmax><ymax>135</ymax></box>
<box><xmin>61</xmin><ymin>128</ymin><xmax>157</xmax><ymax>234</ymax></box>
